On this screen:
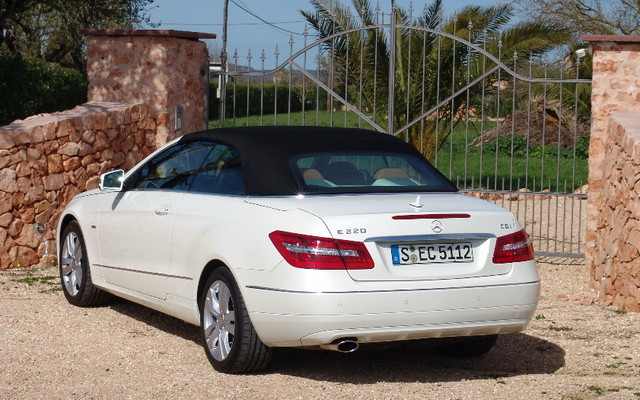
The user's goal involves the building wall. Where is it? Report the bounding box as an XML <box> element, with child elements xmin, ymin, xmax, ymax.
<box><xmin>585</xmin><ymin>36</ymin><xmax>640</xmax><ymax>312</ymax></box>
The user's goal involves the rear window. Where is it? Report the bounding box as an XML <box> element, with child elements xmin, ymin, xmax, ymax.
<box><xmin>293</xmin><ymin>152</ymin><xmax>456</xmax><ymax>194</ymax></box>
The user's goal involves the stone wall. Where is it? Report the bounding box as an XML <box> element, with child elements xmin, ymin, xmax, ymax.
<box><xmin>584</xmin><ymin>35</ymin><xmax>640</xmax><ymax>312</ymax></box>
<box><xmin>590</xmin><ymin>111</ymin><xmax>640</xmax><ymax>311</ymax></box>
<box><xmin>0</xmin><ymin>102</ymin><xmax>161</xmax><ymax>269</ymax></box>
<box><xmin>0</xmin><ymin>30</ymin><xmax>215</xmax><ymax>269</ymax></box>
<box><xmin>84</xmin><ymin>29</ymin><xmax>215</xmax><ymax>144</ymax></box>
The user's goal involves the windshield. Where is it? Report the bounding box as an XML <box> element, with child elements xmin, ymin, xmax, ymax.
<box><xmin>292</xmin><ymin>152</ymin><xmax>457</xmax><ymax>194</ymax></box>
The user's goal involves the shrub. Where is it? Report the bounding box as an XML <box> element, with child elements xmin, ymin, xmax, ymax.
<box><xmin>0</xmin><ymin>54</ymin><xmax>87</xmax><ymax>125</ymax></box>
<box><xmin>575</xmin><ymin>134</ymin><xmax>590</xmax><ymax>158</ymax></box>
<box><xmin>496</xmin><ymin>136</ymin><xmax>529</xmax><ymax>158</ymax></box>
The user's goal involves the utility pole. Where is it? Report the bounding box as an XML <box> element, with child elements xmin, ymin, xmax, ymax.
<box><xmin>387</xmin><ymin>0</ymin><xmax>397</xmax><ymax>135</ymax></box>
<box><xmin>219</xmin><ymin>0</ymin><xmax>229</xmax><ymax>127</ymax></box>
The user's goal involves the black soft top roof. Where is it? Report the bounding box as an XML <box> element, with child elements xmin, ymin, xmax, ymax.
<box><xmin>178</xmin><ymin>126</ymin><xmax>442</xmax><ymax>196</ymax></box>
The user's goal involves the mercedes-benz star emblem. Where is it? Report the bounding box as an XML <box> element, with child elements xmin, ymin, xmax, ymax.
<box><xmin>431</xmin><ymin>220</ymin><xmax>443</xmax><ymax>233</ymax></box>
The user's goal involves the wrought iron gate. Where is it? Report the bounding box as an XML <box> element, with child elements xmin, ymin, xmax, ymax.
<box><xmin>214</xmin><ymin>3</ymin><xmax>591</xmax><ymax>258</ymax></box>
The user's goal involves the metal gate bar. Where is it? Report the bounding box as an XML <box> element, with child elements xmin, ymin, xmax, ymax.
<box><xmin>462</xmin><ymin>189</ymin><xmax>586</xmax><ymax>258</ymax></box>
<box><xmin>215</xmin><ymin>2</ymin><xmax>591</xmax><ymax>258</ymax></box>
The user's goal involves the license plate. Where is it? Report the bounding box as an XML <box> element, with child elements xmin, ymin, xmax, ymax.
<box><xmin>391</xmin><ymin>242</ymin><xmax>473</xmax><ymax>264</ymax></box>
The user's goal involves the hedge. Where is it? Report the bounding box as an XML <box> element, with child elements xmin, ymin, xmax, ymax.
<box><xmin>208</xmin><ymin>82</ymin><xmax>321</xmax><ymax>119</ymax></box>
<box><xmin>0</xmin><ymin>54</ymin><xmax>87</xmax><ymax>126</ymax></box>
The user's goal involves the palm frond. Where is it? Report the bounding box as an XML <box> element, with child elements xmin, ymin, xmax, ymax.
<box><xmin>301</xmin><ymin>0</ymin><xmax>574</xmax><ymax>158</ymax></box>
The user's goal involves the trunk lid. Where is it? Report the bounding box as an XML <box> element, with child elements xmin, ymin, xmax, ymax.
<box><xmin>249</xmin><ymin>193</ymin><xmax>520</xmax><ymax>281</ymax></box>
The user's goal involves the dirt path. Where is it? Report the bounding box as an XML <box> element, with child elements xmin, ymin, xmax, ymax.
<box><xmin>1</xmin><ymin>260</ymin><xmax>638</xmax><ymax>400</ymax></box>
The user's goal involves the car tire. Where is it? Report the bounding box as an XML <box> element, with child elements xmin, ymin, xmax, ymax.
<box><xmin>200</xmin><ymin>268</ymin><xmax>273</xmax><ymax>374</ymax></box>
<box><xmin>59</xmin><ymin>221</ymin><xmax>110</xmax><ymax>307</ymax></box>
<box><xmin>436</xmin><ymin>334</ymin><xmax>498</xmax><ymax>358</ymax></box>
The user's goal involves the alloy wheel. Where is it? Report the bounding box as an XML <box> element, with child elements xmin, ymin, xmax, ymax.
<box><xmin>61</xmin><ymin>231</ymin><xmax>84</xmax><ymax>297</ymax></box>
<box><xmin>202</xmin><ymin>280</ymin><xmax>236</xmax><ymax>361</ymax></box>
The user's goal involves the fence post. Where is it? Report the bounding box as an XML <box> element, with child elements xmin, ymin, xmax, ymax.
<box><xmin>84</xmin><ymin>29</ymin><xmax>216</xmax><ymax>144</ymax></box>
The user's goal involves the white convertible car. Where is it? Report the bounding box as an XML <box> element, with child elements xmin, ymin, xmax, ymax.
<box><xmin>58</xmin><ymin>126</ymin><xmax>539</xmax><ymax>374</ymax></box>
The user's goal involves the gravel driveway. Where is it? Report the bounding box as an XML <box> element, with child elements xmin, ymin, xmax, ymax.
<box><xmin>1</xmin><ymin>260</ymin><xmax>638</xmax><ymax>400</ymax></box>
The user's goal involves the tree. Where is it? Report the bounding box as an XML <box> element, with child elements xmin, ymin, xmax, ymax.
<box><xmin>301</xmin><ymin>0</ymin><xmax>571</xmax><ymax>158</ymax></box>
<box><xmin>0</xmin><ymin>0</ymin><xmax>155</xmax><ymax>69</ymax></box>
<box><xmin>0</xmin><ymin>0</ymin><xmax>154</xmax><ymax>123</ymax></box>
<box><xmin>514</xmin><ymin>0</ymin><xmax>640</xmax><ymax>36</ymax></box>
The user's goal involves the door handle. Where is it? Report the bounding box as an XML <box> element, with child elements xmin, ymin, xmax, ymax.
<box><xmin>154</xmin><ymin>207</ymin><xmax>169</xmax><ymax>216</ymax></box>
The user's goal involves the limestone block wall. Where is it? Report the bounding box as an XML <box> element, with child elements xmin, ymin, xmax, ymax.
<box><xmin>84</xmin><ymin>30</ymin><xmax>215</xmax><ymax>145</ymax></box>
<box><xmin>0</xmin><ymin>102</ymin><xmax>161</xmax><ymax>269</ymax></box>
<box><xmin>584</xmin><ymin>35</ymin><xmax>640</xmax><ymax>312</ymax></box>
<box><xmin>0</xmin><ymin>29</ymin><xmax>215</xmax><ymax>269</ymax></box>
<box><xmin>591</xmin><ymin>112</ymin><xmax>640</xmax><ymax>311</ymax></box>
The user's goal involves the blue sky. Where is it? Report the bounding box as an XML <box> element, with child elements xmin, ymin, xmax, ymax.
<box><xmin>146</xmin><ymin>0</ymin><xmax>501</xmax><ymax>68</ymax></box>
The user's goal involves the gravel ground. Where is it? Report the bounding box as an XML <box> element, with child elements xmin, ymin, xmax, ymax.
<box><xmin>1</xmin><ymin>259</ymin><xmax>639</xmax><ymax>400</ymax></box>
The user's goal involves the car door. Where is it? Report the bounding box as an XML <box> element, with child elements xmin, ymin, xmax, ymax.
<box><xmin>98</xmin><ymin>141</ymin><xmax>214</xmax><ymax>299</ymax></box>
<box><xmin>166</xmin><ymin>143</ymin><xmax>246</xmax><ymax>299</ymax></box>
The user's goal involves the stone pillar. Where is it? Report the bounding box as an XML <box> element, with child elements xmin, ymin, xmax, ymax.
<box><xmin>83</xmin><ymin>29</ymin><xmax>216</xmax><ymax>145</ymax></box>
<box><xmin>583</xmin><ymin>35</ymin><xmax>640</xmax><ymax>311</ymax></box>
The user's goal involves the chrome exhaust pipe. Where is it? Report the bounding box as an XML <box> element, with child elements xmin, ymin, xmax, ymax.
<box><xmin>320</xmin><ymin>339</ymin><xmax>359</xmax><ymax>353</ymax></box>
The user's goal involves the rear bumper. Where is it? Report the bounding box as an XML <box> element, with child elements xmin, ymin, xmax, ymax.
<box><xmin>246</xmin><ymin>279</ymin><xmax>540</xmax><ymax>347</ymax></box>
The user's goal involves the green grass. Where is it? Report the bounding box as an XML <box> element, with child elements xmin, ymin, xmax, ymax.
<box><xmin>548</xmin><ymin>324</ymin><xmax>573</xmax><ymax>332</ymax></box>
<box><xmin>433</xmin><ymin>133</ymin><xmax>588</xmax><ymax>192</ymax></box>
<box><xmin>209</xmin><ymin>111</ymin><xmax>589</xmax><ymax>192</ymax></box>
<box><xmin>587</xmin><ymin>386</ymin><xmax>604</xmax><ymax>395</ymax></box>
<box><xmin>209</xmin><ymin>109</ymin><xmax>377</xmax><ymax>129</ymax></box>
<box><xmin>15</xmin><ymin>275</ymin><xmax>56</xmax><ymax>286</ymax></box>
<box><xmin>11</xmin><ymin>271</ymin><xmax>61</xmax><ymax>294</ymax></box>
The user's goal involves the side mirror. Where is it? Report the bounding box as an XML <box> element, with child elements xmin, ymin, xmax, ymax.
<box><xmin>99</xmin><ymin>170</ymin><xmax>125</xmax><ymax>191</ymax></box>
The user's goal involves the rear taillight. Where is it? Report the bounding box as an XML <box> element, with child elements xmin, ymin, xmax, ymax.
<box><xmin>492</xmin><ymin>229</ymin><xmax>535</xmax><ymax>264</ymax></box>
<box><xmin>269</xmin><ymin>231</ymin><xmax>374</xmax><ymax>270</ymax></box>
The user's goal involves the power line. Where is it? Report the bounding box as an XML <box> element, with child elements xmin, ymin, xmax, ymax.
<box><xmin>229</xmin><ymin>0</ymin><xmax>305</xmax><ymax>36</ymax></box>
<box><xmin>160</xmin><ymin>21</ymin><xmax>304</xmax><ymax>27</ymax></box>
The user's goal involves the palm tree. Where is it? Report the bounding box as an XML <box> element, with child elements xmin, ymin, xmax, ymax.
<box><xmin>301</xmin><ymin>0</ymin><xmax>572</xmax><ymax>159</ymax></box>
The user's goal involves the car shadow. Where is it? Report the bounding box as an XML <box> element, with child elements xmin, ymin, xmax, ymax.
<box><xmin>106</xmin><ymin>298</ymin><xmax>564</xmax><ymax>383</ymax></box>
<box><xmin>270</xmin><ymin>334</ymin><xmax>565</xmax><ymax>383</ymax></box>
<box><xmin>107</xmin><ymin>297</ymin><xmax>201</xmax><ymax>344</ymax></box>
